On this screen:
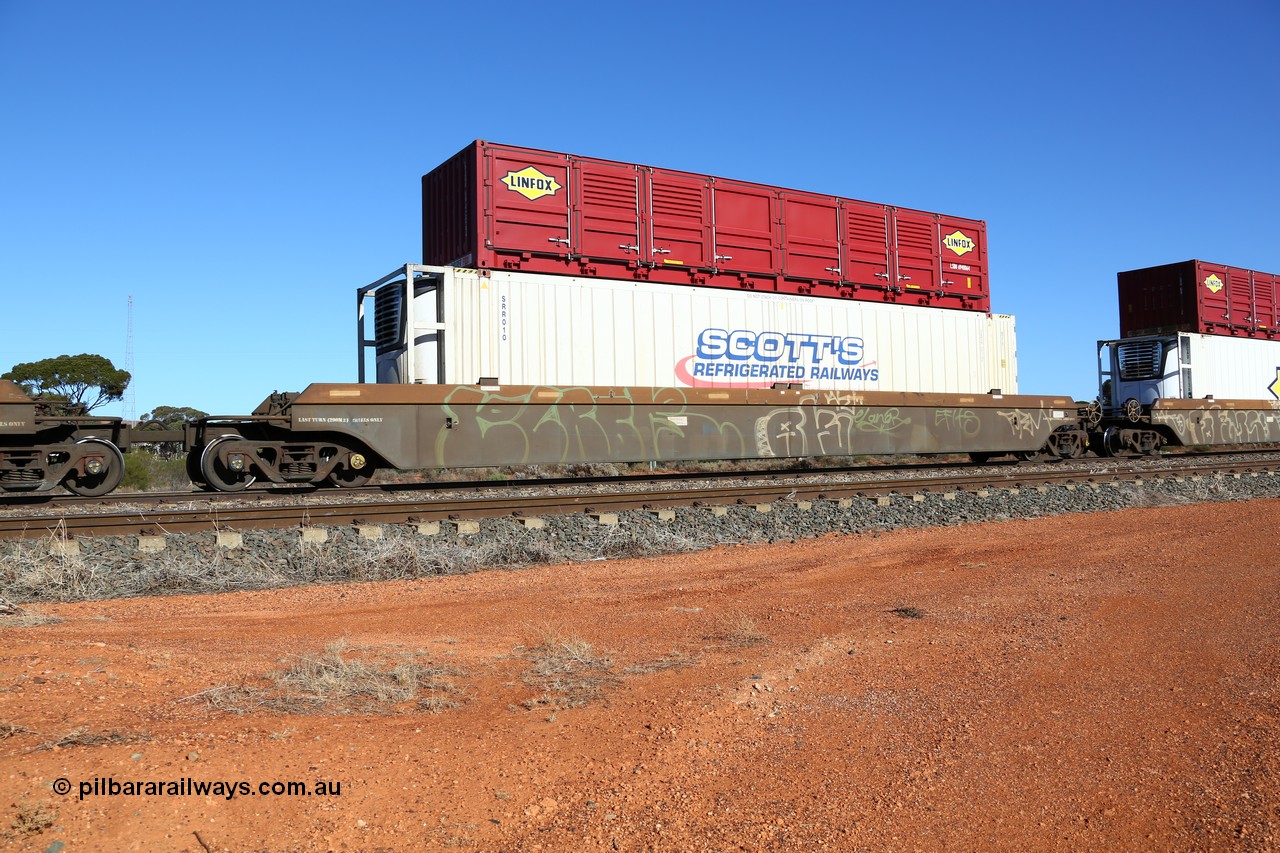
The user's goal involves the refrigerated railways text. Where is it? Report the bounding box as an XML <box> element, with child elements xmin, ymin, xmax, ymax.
<box><xmin>690</xmin><ymin>363</ymin><xmax>879</xmax><ymax>382</ymax></box>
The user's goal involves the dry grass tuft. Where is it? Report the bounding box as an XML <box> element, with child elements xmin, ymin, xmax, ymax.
<box><xmin>0</xmin><ymin>721</ymin><xmax>32</xmax><ymax>740</ymax></box>
<box><xmin>204</xmin><ymin>640</ymin><xmax>467</xmax><ymax>715</ymax></box>
<box><xmin>623</xmin><ymin>651</ymin><xmax>701</xmax><ymax>675</ymax></box>
<box><xmin>34</xmin><ymin>726</ymin><xmax>148</xmax><ymax>751</ymax></box>
<box><xmin>706</xmin><ymin>613</ymin><xmax>769</xmax><ymax>648</ymax></box>
<box><xmin>0</xmin><ymin>609</ymin><xmax>62</xmax><ymax>629</ymax></box>
<box><xmin>517</xmin><ymin>628</ymin><xmax>617</xmax><ymax>711</ymax></box>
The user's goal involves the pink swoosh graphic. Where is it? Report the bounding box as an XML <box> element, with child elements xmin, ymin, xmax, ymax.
<box><xmin>674</xmin><ymin>356</ymin><xmax>798</xmax><ymax>390</ymax></box>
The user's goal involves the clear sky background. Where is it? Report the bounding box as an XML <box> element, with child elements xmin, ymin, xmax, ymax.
<box><xmin>2</xmin><ymin>1</ymin><xmax>1277</xmax><ymax>417</ymax></box>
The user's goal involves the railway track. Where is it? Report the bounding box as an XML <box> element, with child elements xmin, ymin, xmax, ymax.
<box><xmin>4</xmin><ymin>446</ymin><xmax>1275</xmax><ymax>512</ymax></box>
<box><xmin>2</xmin><ymin>454</ymin><xmax>1277</xmax><ymax>541</ymax></box>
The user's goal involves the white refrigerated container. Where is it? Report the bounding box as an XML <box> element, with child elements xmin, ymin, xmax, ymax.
<box><xmin>359</xmin><ymin>265</ymin><xmax>1018</xmax><ymax>394</ymax></box>
<box><xmin>1099</xmin><ymin>331</ymin><xmax>1280</xmax><ymax>407</ymax></box>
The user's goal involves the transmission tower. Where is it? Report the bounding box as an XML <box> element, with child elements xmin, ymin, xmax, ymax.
<box><xmin>123</xmin><ymin>294</ymin><xmax>136</xmax><ymax>422</ymax></box>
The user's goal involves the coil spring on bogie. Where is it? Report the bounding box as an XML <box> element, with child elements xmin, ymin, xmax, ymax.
<box><xmin>280</xmin><ymin>463</ymin><xmax>315</xmax><ymax>476</ymax></box>
<box><xmin>0</xmin><ymin>469</ymin><xmax>43</xmax><ymax>484</ymax></box>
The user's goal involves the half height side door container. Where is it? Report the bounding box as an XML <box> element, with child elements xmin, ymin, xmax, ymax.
<box><xmin>1118</xmin><ymin>260</ymin><xmax>1280</xmax><ymax>340</ymax></box>
<box><xmin>423</xmin><ymin>141</ymin><xmax>989</xmax><ymax>312</ymax></box>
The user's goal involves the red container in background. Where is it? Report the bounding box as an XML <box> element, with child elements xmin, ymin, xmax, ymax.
<box><xmin>423</xmin><ymin>141</ymin><xmax>990</xmax><ymax>312</ymax></box>
<box><xmin>1118</xmin><ymin>260</ymin><xmax>1280</xmax><ymax>339</ymax></box>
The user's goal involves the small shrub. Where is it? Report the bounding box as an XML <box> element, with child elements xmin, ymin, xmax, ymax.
<box><xmin>119</xmin><ymin>450</ymin><xmax>191</xmax><ymax>492</ymax></box>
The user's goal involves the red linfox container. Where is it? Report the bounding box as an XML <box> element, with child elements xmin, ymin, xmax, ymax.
<box><xmin>423</xmin><ymin>141</ymin><xmax>990</xmax><ymax>312</ymax></box>
<box><xmin>1118</xmin><ymin>260</ymin><xmax>1280</xmax><ymax>340</ymax></box>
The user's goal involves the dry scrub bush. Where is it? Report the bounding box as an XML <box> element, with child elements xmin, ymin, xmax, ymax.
<box><xmin>5</xmin><ymin>799</ymin><xmax>56</xmax><ymax>839</ymax></box>
<box><xmin>1</xmin><ymin>538</ymin><xmax>108</xmax><ymax>602</ymax></box>
<box><xmin>1</xmin><ymin>529</ymin><xmax>567</xmax><ymax>604</ymax></box>
<box><xmin>593</xmin><ymin>525</ymin><xmax>701</xmax><ymax>560</ymax></box>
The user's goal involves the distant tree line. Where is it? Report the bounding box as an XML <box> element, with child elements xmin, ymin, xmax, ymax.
<box><xmin>3</xmin><ymin>353</ymin><xmax>204</xmax><ymax>422</ymax></box>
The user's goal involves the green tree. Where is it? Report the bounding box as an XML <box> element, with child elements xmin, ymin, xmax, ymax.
<box><xmin>2</xmin><ymin>354</ymin><xmax>131</xmax><ymax>414</ymax></box>
<box><xmin>139</xmin><ymin>405</ymin><xmax>208</xmax><ymax>428</ymax></box>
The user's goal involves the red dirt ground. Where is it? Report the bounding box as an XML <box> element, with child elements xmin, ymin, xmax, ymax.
<box><xmin>2</xmin><ymin>500</ymin><xmax>1278</xmax><ymax>851</ymax></box>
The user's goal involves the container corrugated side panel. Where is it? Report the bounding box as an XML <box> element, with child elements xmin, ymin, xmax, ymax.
<box><xmin>429</xmin><ymin>269</ymin><xmax>1015</xmax><ymax>393</ymax></box>
<box><xmin>1183</xmin><ymin>333</ymin><xmax>1280</xmax><ymax>400</ymax></box>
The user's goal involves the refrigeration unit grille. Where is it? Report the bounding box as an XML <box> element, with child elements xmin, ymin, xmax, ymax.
<box><xmin>1116</xmin><ymin>340</ymin><xmax>1165</xmax><ymax>381</ymax></box>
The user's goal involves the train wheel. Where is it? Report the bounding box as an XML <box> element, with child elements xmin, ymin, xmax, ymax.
<box><xmin>199</xmin><ymin>435</ymin><xmax>256</xmax><ymax>492</ymax></box>
<box><xmin>1101</xmin><ymin>427</ymin><xmax>1127</xmax><ymax>457</ymax></box>
<box><xmin>64</xmin><ymin>438</ymin><xmax>125</xmax><ymax>497</ymax></box>
<box><xmin>325</xmin><ymin>452</ymin><xmax>375</xmax><ymax>488</ymax></box>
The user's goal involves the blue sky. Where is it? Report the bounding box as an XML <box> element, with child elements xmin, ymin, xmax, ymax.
<box><xmin>2</xmin><ymin>1</ymin><xmax>1277</xmax><ymax>417</ymax></box>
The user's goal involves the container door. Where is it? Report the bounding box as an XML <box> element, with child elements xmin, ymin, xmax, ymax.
<box><xmin>1257</xmin><ymin>272</ymin><xmax>1278</xmax><ymax>333</ymax></box>
<box><xmin>711</xmin><ymin>180</ymin><xmax>779</xmax><ymax>275</ymax></box>
<box><xmin>1195</xmin><ymin>261</ymin><xmax>1231</xmax><ymax>332</ymax></box>
<box><xmin>1227</xmin><ymin>265</ymin><xmax>1256</xmax><ymax>331</ymax></box>
<box><xmin>573</xmin><ymin>159</ymin><xmax>641</xmax><ymax>263</ymax></box>
<box><xmin>936</xmin><ymin>216</ymin><xmax>986</xmax><ymax>304</ymax></box>
<box><xmin>646</xmin><ymin>170</ymin><xmax>711</xmax><ymax>268</ymax></box>
<box><xmin>778</xmin><ymin>191</ymin><xmax>840</xmax><ymax>282</ymax></box>
<box><xmin>484</xmin><ymin>146</ymin><xmax>573</xmax><ymax>260</ymax></box>
<box><xmin>890</xmin><ymin>209</ymin><xmax>940</xmax><ymax>296</ymax></box>
<box><xmin>839</xmin><ymin>199</ymin><xmax>891</xmax><ymax>287</ymax></box>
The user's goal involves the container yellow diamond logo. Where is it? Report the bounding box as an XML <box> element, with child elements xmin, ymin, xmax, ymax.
<box><xmin>942</xmin><ymin>230</ymin><xmax>975</xmax><ymax>256</ymax></box>
<box><xmin>1204</xmin><ymin>273</ymin><xmax>1224</xmax><ymax>294</ymax></box>
<box><xmin>501</xmin><ymin>166</ymin><xmax>562</xmax><ymax>201</ymax></box>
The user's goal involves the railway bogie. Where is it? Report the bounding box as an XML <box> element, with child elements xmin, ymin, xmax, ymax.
<box><xmin>184</xmin><ymin>421</ymin><xmax>380</xmax><ymax>492</ymax></box>
<box><xmin>0</xmin><ymin>380</ymin><xmax>130</xmax><ymax>496</ymax></box>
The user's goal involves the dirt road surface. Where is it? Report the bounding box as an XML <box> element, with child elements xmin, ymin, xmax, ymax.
<box><xmin>2</xmin><ymin>499</ymin><xmax>1278</xmax><ymax>851</ymax></box>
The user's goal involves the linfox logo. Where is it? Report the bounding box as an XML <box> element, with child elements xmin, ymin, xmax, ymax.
<box><xmin>1204</xmin><ymin>273</ymin><xmax>1225</xmax><ymax>294</ymax></box>
<box><xmin>942</xmin><ymin>230</ymin><xmax>975</xmax><ymax>256</ymax></box>
<box><xmin>501</xmin><ymin>166</ymin><xmax>562</xmax><ymax>201</ymax></box>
